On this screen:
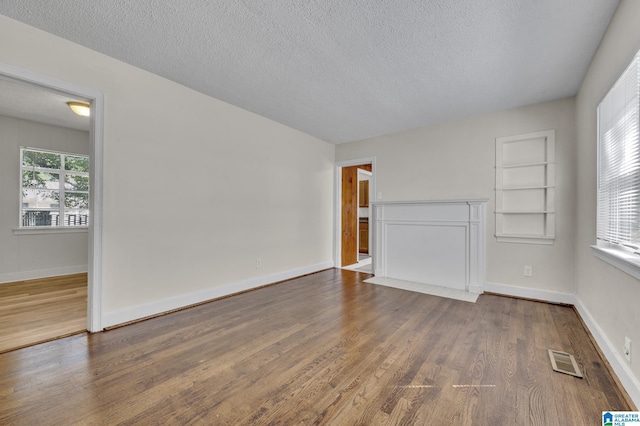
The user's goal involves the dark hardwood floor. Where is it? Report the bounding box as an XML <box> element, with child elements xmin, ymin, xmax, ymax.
<box><xmin>0</xmin><ymin>269</ymin><xmax>632</xmax><ymax>425</ymax></box>
<box><xmin>0</xmin><ymin>273</ymin><xmax>87</xmax><ymax>354</ymax></box>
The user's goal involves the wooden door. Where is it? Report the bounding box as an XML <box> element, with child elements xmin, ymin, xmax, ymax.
<box><xmin>359</xmin><ymin>221</ymin><xmax>369</xmax><ymax>253</ymax></box>
<box><xmin>359</xmin><ymin>180</ymin><xmax>370</xmax><ymax>207</ymax></box>
<box><xmin>341</xmin><ymin>166</ymin><xmax>358</xmax><ymax>266</ymax></box>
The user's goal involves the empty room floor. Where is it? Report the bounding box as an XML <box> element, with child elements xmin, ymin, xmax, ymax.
<box><xmin>0</xmin><ymin>269</ymin><xmax>632</xmax><ymax>425</ymax></box>
<box><xmin>0</xmin><ymin>273</ymin><xmax>87</xmax><ymax>354</ymax></box>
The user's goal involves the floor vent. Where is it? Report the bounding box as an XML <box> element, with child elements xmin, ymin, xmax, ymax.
<box><xmin>548</xmin><ymin>349</ymin><xmax>583</xmax><ymax>378</ymax></box>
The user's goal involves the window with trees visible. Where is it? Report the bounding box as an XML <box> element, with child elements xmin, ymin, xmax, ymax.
<box><xmin>597</xmin><ymin>49</ymin><xmax>640</xmax><ymax>255</ymax></box>
<box><xmin>20</xmin><ymin>147</ymin><xmax>90</xmax><ymax>227</ymax></box>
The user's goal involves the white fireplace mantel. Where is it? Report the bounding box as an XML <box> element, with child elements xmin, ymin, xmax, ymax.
<box><xmin>371</xmin><ymin>199</ymin><xmax>487</xmax><ymax>294</ymax></box>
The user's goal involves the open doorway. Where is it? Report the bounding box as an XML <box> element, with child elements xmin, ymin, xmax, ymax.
<box><xmin>0</xmin><ymin>63</ymin><xmax>104</xmax><ymax>352</ymax></box>
<box><xmin>335</xmin><ymin>158</ymin><xmax>375</xmax><ymax>273</ymax></box>
<box><xmin>356</xmin><ymin>167</ymin><xmax>372</xmax><ymax>263</ymax></box>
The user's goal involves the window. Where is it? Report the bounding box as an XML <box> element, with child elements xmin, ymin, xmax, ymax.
<box><xmin>20</xmin><ymin>147</ymin><xmax>90</xmax><ymax>228</ymax></box>
<box><xmin>594</xmin><ymin>48</ymin><xmax>640</xmax><ymax>277</ymax></box>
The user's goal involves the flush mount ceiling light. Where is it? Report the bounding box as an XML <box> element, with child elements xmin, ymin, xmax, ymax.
<box><xmin>66</xmin><ymin>101</ymin><xmax>91</xmax><ymax>117</ymax></box>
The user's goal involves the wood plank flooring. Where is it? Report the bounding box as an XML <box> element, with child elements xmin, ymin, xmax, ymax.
<box><xmin>0</xmin><ymin>269</ymin><xmax>632</xmax><ymax>425</ymax></box>
<box><xmin>0</xmin><ymin>274</ymin><xmax>87</xmax><ymax>354</ymax></box>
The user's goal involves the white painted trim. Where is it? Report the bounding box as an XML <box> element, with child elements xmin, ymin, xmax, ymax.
<box><xmin>485</xmin><ymin>280</ymin><xmax>640</xmax><ymax>407</ymax></box>
<box><xmin>334</xmin><ymin>157</ymin><xmax>376</xmax><ymax>268</ymax></box>
<box><xmin>372</xmin><ymin>198</ymin><xmax>489</xmax><ymax>205</ymax></box>
<box><xmin>574</xmin><ymin>298</ymin><xmax>640</xmax><ymax>408</ymax></box>
<box><xmin>103</xmin><ymin>261</ymin><xmax>334</xmax><ymax>328</ymax></box>
<box><xmin>0</xmin><ymin>265</ymin><xmax>88</xmax><ymax>284</ymax></box>
<box><xmin>335</xmin><ymin>157</ymin><xmax>378</xmax><ymax>168</ymax></box>
<box><xmin>495</xmin><ymin>129</ymin><xmax>556</xmax><ymax>244</ymax></box>
<box><xmin>372</xmin><ymin>200</ymin><xmax>487</xmax><ymax>294</ymax></box>
<box><xmin>88</xmin><ymin>93</ymin><xmax>104</xmax><ymax>332</ymax></box>
<box><xmin>496</xmin><ymin>235</ymin><xmax>555</xmax><ymax>245</ymax></box>
<box><xmin>0</xmin><ymin>62</ymin><xmax>104</xmax><ymax>332</ymax></box>
<box><xmin>13</xmin><ymin>227</ymin><xmax>88</xmax><ymax>235</ymax></box>
<box><xmin>592</xmin><ymin>245</ymin><xmax>640</xmax><ymax>282</ymax></box>
<box><xmin>484</xmin><ymin>281</ymin><xmax>576</xmax><ymax>305</ymax></box>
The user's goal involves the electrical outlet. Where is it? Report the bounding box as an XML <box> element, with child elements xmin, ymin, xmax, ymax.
<box><xmin>256</xmin><ymin>258</ymin><xmax>262</xmax><ymax>269</ymax></box>
<box><xmin>624</xmin><ymin>337</ymin><xmax>632</xmax><ymax>362</ymax></box>
<box><xmin>524</xmin><ymin>265</ymin><xmax>533</xmax><ymax>277</ymax></box>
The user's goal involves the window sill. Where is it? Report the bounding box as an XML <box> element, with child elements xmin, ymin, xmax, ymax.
<box><xmin>591</xmin><ymin>245</ymin><xmax>640</xmax><ymax>281</ymax></box>
<box><xmin>13</xmin><ymin>226</ymin><xmax>88</xmax><ymax>236</ymax></box>
<box><xmin>496</xmin><ymin>234</ymin><xmax>554</xmax><ymax>245</ymax></box>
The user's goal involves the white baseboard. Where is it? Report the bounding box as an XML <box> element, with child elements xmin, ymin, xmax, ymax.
<box><xmin>0</xmin><ymin>265</ymin><xmax>88</xmax><ymax>284</ymax></box>
<box><xmin>103</xmin><ymin>261</ymin><xmax>334</xmax><ymax>328</ymax></box>
<box><xmin>485</xmin><ymin>281</ymin><xmax>640</xmax><ymax>408</ymax></box>
<box><xmin>573</xmin><ymin>298</ymin><xmax>640</xmax><ymax>408</ymax></box>
<box><xmin>484</xmin><ymin>281</ymin><xmax>576</xmax><ymax>305</ymax></box>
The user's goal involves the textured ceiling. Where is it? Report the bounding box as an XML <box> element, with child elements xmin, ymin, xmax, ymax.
<box><xmin>0</xmin><ymin>0</ymin><xmax>620</xmax><ymax>143</ymax></box>
<box><xmin>0</xmin><ymin>76</ymin><xmax>90</xmax><ymax>131</ymax></box>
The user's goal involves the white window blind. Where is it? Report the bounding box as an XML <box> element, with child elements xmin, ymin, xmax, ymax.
<box><xmin>597</xmin><ymin>50</ymin><xmax>640</xmax><ymax>251</ymax></box>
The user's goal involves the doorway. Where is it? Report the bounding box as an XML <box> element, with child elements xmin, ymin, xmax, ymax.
<box><xmin>0</xmin><ymin>62</ymin><xmax>104</xmax><ymax>334</ymax></box>
<box><xmin>335</xmin><ymin>158</ymin><xmax>375</xmax><ymax>272</ymax></box>
<box><xmin>356</xmin><ymin>167</ymin><xmax>372</xmax><ymax>264</ymax></box>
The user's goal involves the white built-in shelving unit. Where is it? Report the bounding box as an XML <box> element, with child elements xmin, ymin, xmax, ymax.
<box><xmin>495</xmin><ymin>129</ymin><xmax>555</xmax><ymax>245</ymax></box>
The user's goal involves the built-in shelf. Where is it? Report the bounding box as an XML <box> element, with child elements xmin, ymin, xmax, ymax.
<box><xmin>500</xmin><ymin>185</ymin><xmax>555</xmax><ymax>191</ymax></box>
<box><xmin>495</xmin><ymin>210</ymin><xmax>555</xmax><ymax>214</ymax></box>
<box><xmin>495</xmin><ymin>129</ymin><xmax>555</xmax><ymax>245</ymax></box>
<box><xmin>496</xmin><ymin>233</ymin><xmax>555</xmax><ymax>239</ymax></box>
<box><xmin>499</xmin><ymin>161</ymin><xmax>556</xmax><ymax>169</ymax></box>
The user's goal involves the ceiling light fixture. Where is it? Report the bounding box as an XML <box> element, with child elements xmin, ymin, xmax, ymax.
<box><xmin>66</xmin><ymin>101</ymin><xmax>91</xmax><ymax>117</ymax></box>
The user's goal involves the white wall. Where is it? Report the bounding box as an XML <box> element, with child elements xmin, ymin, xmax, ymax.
<box><xmin>0</xmin><ymin>15</ymin><xmax>335</xmax><ymax>325</ymax></box>
<box><xmin>336</xmin><ymin>97</ymin><xmax>577</xmax><ymax>294</ymax></box>
<box><xmin>575</xmin><ymin>0</ymin><xmax>640</xmax><ymax>395</ymax></box>
<box><xmin>0</xmin><ymin>115</ymin><xmax>90</xmax><ymax>283</ymax></box>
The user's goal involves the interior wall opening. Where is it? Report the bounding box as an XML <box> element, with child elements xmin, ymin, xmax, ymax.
<box><xmin>0</xmin><ymin>62</ymin><xmax>104</xmax><ymax>344</ymax></box>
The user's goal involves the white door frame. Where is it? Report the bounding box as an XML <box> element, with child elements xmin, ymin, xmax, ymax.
<box><xmin>0</xmin><ymin>62</ymin><xmax>104</xmax><ymax>332</ymax></box>
<box><xmin>334</xmin><ymin>157</ymin><xmax>376</xmax><ymax>268</ymax></box>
